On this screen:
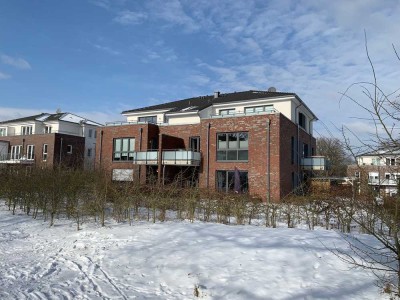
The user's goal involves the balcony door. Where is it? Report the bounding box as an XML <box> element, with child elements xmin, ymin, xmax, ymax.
<box><xmin>189</xmin><ymin>136</ymin><xmax>200</xmax><ymax>152</ymax></box>
<box><xmin>11</xmin><ymin>145</ymin><xmax>22</xmax><ymax>159</ymax></box>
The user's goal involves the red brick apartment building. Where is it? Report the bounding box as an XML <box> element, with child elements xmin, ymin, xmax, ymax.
<box><xmin>96</xmin><ymin>90</ymin><xmax>327</xmax><ymax>201</ymax></box>
<box><xmin>0</xmin><ymin>112</ymin><xmax>101</xmax><ymax>170</ymax></box>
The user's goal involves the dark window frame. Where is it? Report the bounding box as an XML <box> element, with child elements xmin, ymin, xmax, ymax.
<box><xmin>216</xmin><ymin>170</ymin><xmax>249</xmax><ymax>193</ymax></box>
<box><xmin>138</xmin><ymin>116</ymin><xmax>157</xmax><ymax>124</ymax></box>
<box><xmin>113</xmin><ymin>137</ymin><xmax>135</xmax><ymax>161</ymax></box>
<box><xmin>216</xmin><ymin>132</ymin><xmax>248</xmax><ymax>162</ymax></box>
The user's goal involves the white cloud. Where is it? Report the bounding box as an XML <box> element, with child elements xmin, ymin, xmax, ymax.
<box><xmin>113</xmin><ymin>10</ymin><xmax>147</xmax><ymax>25</ymax></box>
<box><xmin>0</xmin><ymin>71</ymin><xmax>11</xmax><ymax>80</ymax></box>
<box><xmin>92</xmin><ymin>44</ymin><xmax>120</xmax><ymax>56</ymax></box>
<box><xmin>1</xmin><ymin>54</ymin><xmax>31</xmax><ymax>70</ymax></box>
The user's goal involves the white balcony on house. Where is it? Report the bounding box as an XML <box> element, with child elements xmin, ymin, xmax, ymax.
<box><xmin>301</xmin><ymin>156</ymin><xmax>328</xmax><ymax>171</ymax></box>
<box><xmin>162</xmin><ymin>150</ymin><xmax>201</xmax><ymax>166</ymax></box>
<box><xmin>368</xmin><ymin>178</ymin><xmax>399</xmax><ymax>186</ymax></box>
<box><xmin>131</xmin><ymin>150</ymin><xmax>201</xmax><ymax>166</ymax></box>
<box><xmin>0</xmin><ymin>154</ymin><xmax>35</xmax><ymax>164</ymax></box>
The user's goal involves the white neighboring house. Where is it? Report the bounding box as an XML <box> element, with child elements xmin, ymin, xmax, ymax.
<box><xmin>348</xmin><ymin>149</ymin><xmax>400</xmax><ymax>196</ymax></box>
<box><xmin>0</xmin><ymin>112</ymin><xmax>102</xmax><ymax>169</ymax></box>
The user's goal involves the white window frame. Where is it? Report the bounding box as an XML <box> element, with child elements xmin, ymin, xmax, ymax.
<box><xmin>21</xmin><ymin>126</ymin><xmax>33</xmax><ymax>135</ymax></box>
<box><xmin>43</xmin><ymin>144</ymin><xmax>48</xmax><ymax>161</ymax></box>
<box><xmin>44</xmin><ymin>125</ymin><xmax>52</xmax><ymax>134</ymax></box>
<box><xmin>0</xmin><ymin>127</ymin><xmax>6</xmax><ymax>136</ymax></box>
<box><xmin>27</xmin><ymin>145</ymin><xmax>35</xmax><ymax>160</ymax></box>
<box><xmin>219</xmin><ymin>109</ymin><xmax>235</xmax><ymax>116</ymax></box>
<box><xmin>11</xmin><ymin>145</ymin><xmax>22</xmax><ymax>159</ymax></box>
<box><xmin>67</xmin><ymin>145</ymin><xmax>73</xmax><ymax>154</ymax></box>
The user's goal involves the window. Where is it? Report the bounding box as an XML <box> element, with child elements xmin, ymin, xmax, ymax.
<box><xmin>27</xmin><ymin>145</ymin><xmax>35</xmax><ymax>160</ymax></box>
<box><xmin>113</xmin><ymin>138</ymin><xmax>135</xmax><ymax>161</ymax></box>
<box><xmin>189</xmin><ymin>136</ymin><xmax>200</xmax><ymax>152</ymax></box>
<box><xmin>94</xmin><ymin>130</ymin><xmax>97</xmax><ymax>138</ymax></box>
<box><xmin>21</xmin><ymin>126</ymin><xmax>33</xmax><ymax>135</ymax></box>
<box><xmin>87</xmin><ymin>148</ymin><xmax>92</xmax><ymax>157</ymax></box>
<box><xmin>219</xmin><ymin>109</ymin><xmax>235</xmax><ymax>116</ymax></box>
<box><xmin>217</xmin><ymin>132</ymin><xmax>248</xmax><ymax>161</ymax></box>
<box><xmin>355</xmin><ymin>171</ymin><xmax>360</xmax><ymax>178</ymax></box>
<box><xmin>244</xmin><ymin>105</ymin><xmax>273</xmax><ymax>114</ymax></box>
<box><xmin>138</xmin><ymin>116</ymin><xmax>157</xmax><ymax>124</ymax></box>
<box><xmin>386</xmin><ymin>158</ymin><xmax>395</xmax><ymax>166</ymax></box>
<box><xmin>0</xmin><ymin>128</ymin><xmax>6</xmax><ymax>136</ymax></box>
<box><xmin>303</xmin><ymin>143</ymin><xmax>309</xmax><ymax>158</ymax></box>
<box><xmin>298</xmin><ymin>112</ymin><xmax>306</xmax><ymax>129</ymax></box>
<box><xmin>67</xmin><ymin>145</ymin><xmax>73</xmax><ymax>154</ymax></box>
<box><xmin>44</xmin><ymin>126</ymin><xmax>52</xmax><ymax>134</ymax></box>
<box><xmin>43</xmin><ymin>144</ymin><xmax>48</xmax><ymax>161</ymax></box>
<box><xmin>88</xmin><ymin>129</ymin><xmax>93</xmax><ymax>138</ymax></box>
<box><xmin>11</xmin><ymin>145</ymin><xmax>22</xmax><ymax>159</ymax></box>
<box><xmin>216</xmin><ymin>170</ymin><xmax>248</xmax><ymax>193</ymax></box>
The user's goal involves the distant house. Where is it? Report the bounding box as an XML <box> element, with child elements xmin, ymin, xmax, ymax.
<box><xmin>96</xmin><ymin>89</ymin><xmax>328</xmax><ymax>202</ymax></box>
<box><xmin>0</xmin><ymin>112</ymin><xmax>102</xmax><ymax>170</ymax></box>
<box><xmin>347</xmin><ymin>149</ymin><xmax>400</xmax><ymax>196</ymax></box>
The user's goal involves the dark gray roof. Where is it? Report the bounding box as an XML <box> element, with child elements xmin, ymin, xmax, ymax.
<box><xmin>0</xmin><ymin>113</ymin><xmax>49</xmax><ymax>124</ymax></box>
<box><xmin>122</xmin><ymin>90</ymin><xmax>299</xmax><ymax>114</ymax></box>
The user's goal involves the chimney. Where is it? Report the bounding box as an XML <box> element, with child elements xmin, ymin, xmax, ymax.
<box><xmin>214</xmin><ymin>91</ymin><xmax>220</xmax><ymax>98</ymax></box>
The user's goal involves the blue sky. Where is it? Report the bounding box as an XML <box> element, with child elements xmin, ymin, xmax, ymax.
<box><xmin>0</xmin><ymin>0</ymin><xmax>399</xmax><ymax>139</ymax></box>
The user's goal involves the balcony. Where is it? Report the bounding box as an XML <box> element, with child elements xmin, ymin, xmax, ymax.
<box><xmin>0</xmin><ymin>154</ymin><xmax>35</xmax><ymax>164</ymax></box>
<box><xmin>301</xmin><ymin>156</ymin><xmax>329</xmax><ymax>171</ymax></box>
<box><xmin>131</xmin><ymin>150</ymin><xmax>201</xmax><ymax>166</ymax></box>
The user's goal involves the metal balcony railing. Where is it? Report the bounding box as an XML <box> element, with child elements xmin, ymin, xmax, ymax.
<box><xmin>130</xmin><ymin>150</ymin><xmax>201</xmax><ymax>166</ymax></box>
<box><xmin>0</xmin><ymin>153</ymin><xmax>35</xmax><ymax>164</ymax></box>
<box><xmin>210</xmin><ymin>108</ymin><xmax>278</xmax><ymax>119</ymax></box>
<box><xmin>368</xmin><ymin>178</ymin><xmax>399</xmax><ymax>186</ymax></box>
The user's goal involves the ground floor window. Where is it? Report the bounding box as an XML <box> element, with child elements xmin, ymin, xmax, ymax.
<box><xmin>216</xmin><ymin>169</ymin><xmax>248</xmax><ymax>193</ymax></box>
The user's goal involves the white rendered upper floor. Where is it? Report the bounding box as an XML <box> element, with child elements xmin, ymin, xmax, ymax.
<box><xmin>118</xmin><ymin>90</ymin><xmax>318</xmax><ymax>135</ymax></box>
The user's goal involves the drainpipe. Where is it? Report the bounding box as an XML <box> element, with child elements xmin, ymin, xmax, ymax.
<box><xmin>59</xmin><ymin>137</ymin><xmax>63</xmax><ymax>166</ymax></box>
<box><xmin>266</xmin><ymin>119</ymin><xmax>271</xmax><ymax>203</ymax></box>
<box><xmin>206</xmin><ymin>123</ymin><xmax>211</xmax><ymax>188</ymax></box>
<box><xmin>294</xmin><ymin>103</ymin><xmax>302</xmax><ymax>190</ymax></box>
<box><xmin>139</xmin><ymin>128</ymin><xmax>143</xmax><ymax>181</ymax></box>
<box><xmin>99</xmin><ymin>130</ymin><xmax>103</xmax><ymax>168</ymax></box>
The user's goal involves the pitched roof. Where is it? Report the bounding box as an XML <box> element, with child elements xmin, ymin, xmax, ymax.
<box><xmin>122</xmin><ymin>90</ymin><xmax>298</xmax><ymax>115</ymax></box>
<box><xmin>0</xmin><ymin>112</ymin><xmax>102</xmax><ymax>126</ymax></box>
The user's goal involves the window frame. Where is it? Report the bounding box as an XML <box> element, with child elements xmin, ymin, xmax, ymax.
<box><xmin>244</xmin><ymin>105</ymin><xmax>273</xmax><ymax>114</ymax></box>
<box><xmin>27</xmin><ymin>145</ymin><xmax>35</xmax><ymax>160</ymax></box>
<box><xmin>219</xmin><ymin>109</ymin><xmax>235</xmax><ymax>116</ymax></box>
<box><xmin>44</xmin><ymin>125</ymin><xmax>52</xmax><ymax>134</ymax></box>
<box><xmin>0</xmin><ymin>127</ymin><xmax>6</xmax><ymax>136</ymax></box>
<box><xmin>43</xmin><ymin>144</ymin><xmax>48</xmax><ymax>161</ymax></box>
<box><xmin>67</xmin><ymin>145</ymin><xmax>73</xmax><ymax>154</ymax></box>
<box><xmin>216</xmin><ymin>132</ymin><xmax>248</xmax><ymax>162</ymax></box>
<box><xmin>113</xmin><ymin>137</ymin><xmax>135</xmax><ymax>161</ymax></box>
<box><xmin>21</xmin><ymin>125</ymin><xmax>33</xmax><ymax>135</ymax></box>
<box><xmin>11</xmin><ymin>145</ymin><xmax>22</xmax><ymax>159</ymax></box>
<box><xmin>216</xmin><ymin>170</ymin><xmax>249</xmax><ymax>193</ymax></box>
<box><xmin>138</xmin><ymin>116</ymin><xmax>157</xmax><ymax>124</ymax></box>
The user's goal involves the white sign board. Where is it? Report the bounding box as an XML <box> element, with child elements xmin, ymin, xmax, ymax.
<box><xmin>112</xmin><ymin>169</ymin><xmax>134</xmax><ymax>181</ymax></box>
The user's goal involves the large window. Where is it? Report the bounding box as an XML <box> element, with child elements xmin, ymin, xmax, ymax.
<box><xmin>219</xmin><ymin>109</ymin><xmax>235</xmax><ymax>116</ymax></box>
<box><xmin>11</xmin><ymin>145</ymin><xmax>22</xmax><ymax>159</ymax></box>
<box><xmin>21</xmin><ymin>126</ymin><xmax>33</xmax><ymax>135</ymax></box>
<box><xmin>138</xmin><ymin>116</ymin><xmax>157</xmax><ymax>124</ymax></box>
<box><xmin>27</xmin><ymin>145</ymin><xmax>35</xmax><ymax>160</ymax></box>
<box><xmin>113</xmin><ymin>138</ymin><xmax>135</xmax><ymax>161</ymax></box>
<box><xmin>244</xmin><ymin>105</ymin><xmax>273</xmax><ymax>114</ymax></box>
<box><xmin>216</xmin><ymin>170</ymin><xmax>248</xmax><ymax>193</ymax></box>
<box><xmin>298</xmin><ymin>112</ymin><xmax>306</xmax><ymax>129</ymax></box>
<box><xmin>217</xmin><ymin>132</ymin><xmax>248</xmax><ymax>161</ymax></box>
<box><xmin>0</xmin><ymin>128</ymin><xmax>6</xmax><ymax>136</ymax></box>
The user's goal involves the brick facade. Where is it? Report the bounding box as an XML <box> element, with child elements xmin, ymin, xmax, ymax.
<box><xmin>96</xmin><ymin>112</ymin><xmax>316</xmax><ymax>202</ymax></box>
<box><xmin>0</xmin><ymin>133</ymin><xmax>85</xmax><ymax>168</ymax></box>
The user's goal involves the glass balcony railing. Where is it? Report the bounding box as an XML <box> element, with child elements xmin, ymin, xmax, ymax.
<box><xmin>162</xmin><ymin>150</ymin><xmax>201</xmax><ymax>166</ymax></box>
<box><xmin>131</xmin><ymin>151</ymin><xmax>158</xmax><ymax>165</ymax></box>
<box><xmin>131</xmin><ymin>150</ymin><xmax>201</xmax><ymax>166</ymax></box>
<box><xmin>0</xmin><ymin>153</ymin><xmax>35</xmax><ymax>164</ymax></box>
<box><xmin>301</xmin><ymin>156</ymin><xmax>329</xmax><ymax>171</ymax></box>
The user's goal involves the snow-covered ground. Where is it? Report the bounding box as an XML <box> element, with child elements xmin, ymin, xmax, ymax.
<box><xmin>0</xmin><ymin>205</ymin><xmax>388</xmax><ymax>299</ymax></box>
